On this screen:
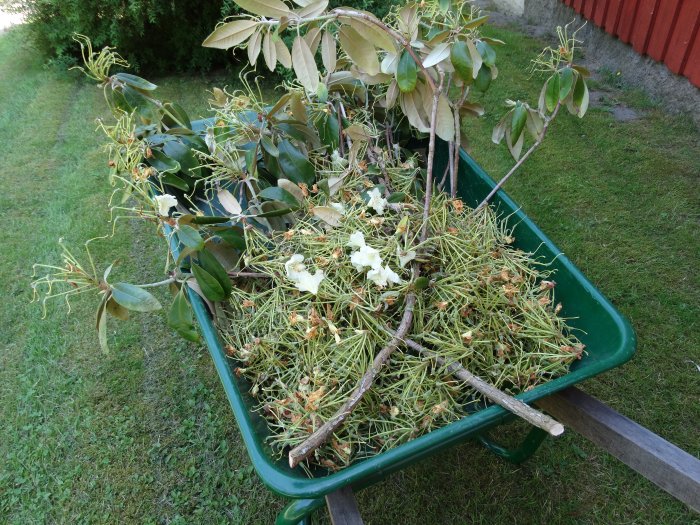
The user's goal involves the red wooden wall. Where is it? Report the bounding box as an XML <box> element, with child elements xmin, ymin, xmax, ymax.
<box><xmin>560</xmin><ymin>0</ymin><xmax>700</xmax><ymax>87</ymax></box>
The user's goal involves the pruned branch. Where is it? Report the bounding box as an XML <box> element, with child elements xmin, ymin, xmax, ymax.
<box><xmin>393</xmin><ymin>333</ymin><xmax>564</xmax><ymax>436</ymax></box>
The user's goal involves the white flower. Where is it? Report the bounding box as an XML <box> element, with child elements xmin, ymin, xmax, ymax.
<box><xmin>347</xmin><ymin>231</ymin><xmax>366</xmax><ymax>250</ymax></box>
<box><xmin>350</xmin><ymin>245</ymin><xmax>382</xmax><ymax>271</ymax></box>
<box><xmin>285</xmin><ymin>254</ymin><xmax>307</xmax><ymax>280</ymax></box>
<box><xmin>284</xmin><ymin>254</ymin><xmax>324</xmax><ymax>295</ymax></box>
<box><xmin>294</xmin><ymin>270</ymin><xmax>324</xmax><ymax>295</ymax></box>
<box><xmin>396</xmin><ymin>247</ymin><xmax>417</xmax><ymax>268</ymax></box>
<box><xmin>330</xmin><ymin>202</ymin><xmax>346</xmax><ymax>215</ymax></box>
<box><xmin>154</xmin><ymin>194</ymin><xmax>178</xmax><ymax>216</ymax></box>
<box><xmin>331</xmin><ymin>149</ymin><xmax>348</xmax><ymax>171</ymax></box>
<box><xmin>367</xmin><ymin>265</ymin><xmax>402</xmax><ymax>287</ymax></box>
<box><xmin>367</xmin><ymin>187</ymin><xmax>388</xmax><ymax>215</ymax></box>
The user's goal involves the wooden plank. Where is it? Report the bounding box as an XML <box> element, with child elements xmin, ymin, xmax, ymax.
<box><xmin>617</xmin><ymin>0</ymin><xmax>641</xmax><ymax>43</ymax></box>
<box><xmin>664</xmin><ymin>1</ymin><xmax>700</xmax><ymax>74</ymax></box>
<box><xmin>604</xmin><ymin>0</ymin><xmax>625</xmax><ymax>34</ymax></box>
<box><xmin>326</xmin><ymin>487</ymin><xmax>364</xmax><ymax>525</ymax></box>
<box><xmin>593</xmin><ymin>0</ymin><xmax>611</xmax><ymax>27</ymax></box>
<box><xmin>646</xmin><ymin>0</ymin><xmax>682</xmax><ymax>61</ymax></box>
<box><xmin>536</xmin><ymin>387</ymin><xmax>700</xmax><ymax>512</ymax></box>
<box><xmin>630</xmin><ymin>0</ymin><xmax>660</xmax><ymax>54</ymax></box>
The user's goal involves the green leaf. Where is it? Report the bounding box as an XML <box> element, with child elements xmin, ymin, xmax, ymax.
<box><xmin>258</xmin><ymin>186</ymin><xmax>301</xmax><ymax>208</ymax></box>
<box><xmin>511</xmin><ymin>103</ymin><xmax>527</xmax><ymax>143</ymax></box>
<box><xmin>463</xmin><ymin>14</ymin><xmax>489</xmax><ymax>30</ymax></box>
<box><xmin>317</xmin><ymin>113</ymin><xmax>340</xmax><ymax>150</ymax></box>
<box><xmin>545</xmin><ymin>73</ymin><xmax>560</xmax><ymax>113</ymax></box>
<box><xmin>198</xmin><ymin>250</ymin><xmax>232</xmax><ymax>296</ymax></box>
<box><xmin>162</xmin><ymin>102</ymin><xmax>191</xmax><ymax>129</ymax></box>
<box><xmin>191</xmin><ymin>264</ymin><xmax>226</xmax><ymax>302</ymax></box>
<box><xmin>559</xmin><ymin>67</ymin><xmax>574</xmax><ymax>100</ymax></box>
<box><xmin>277</xmin><ymin>140</ymin><xmax>315</xmax><ymax>185</ymax></box>
<box><xmin>414</xmin><ymin>276</ymin><xmax>430</xmax><ymax>291</ymax></box>
<box><xmin>396</xmin><ymin>51</ymin><xmax>418</xmax><ymax>93</ymax></box>
<box><xmin>163</xmin><ymin>141</ymin><xmax>199</xmax><ymax>177</ymax></box>
<box><xmin>160</xmin><ymin>172</ymin><xmax>190</xmax><ymax>191</ymax></box>
<box><xmin>202</xmin><ymin>19</ymin><xmax>259</xmax><ymax>49</ymax></box>
<box><xmin>476</xmin><ymin>40</ymin><xmax>496</xmax><ymax>67</ymax></box>
<box><xmin>245</xmin><ymin>147</ymin><xmax>257</xmax><ymax>177</ymax></box>
<box><xmin>111</xmin><ymin>283</ymin><xmax>162</xmax><ymax>312</ymax></box>
<box><xmin>387</xmin><ymin>191</ymin><xmax>406</xmax><ymax>203</ymax></box>
<box><xmin>260</xmin><ymin>136</ymin><xmax>279</xmax><ymax>157</ymax></box>
<box><xmin>177</xmin><ymin>225</ymin><xmax>204</xmax><ymax>250</ymax></box>
<box><xmin>438</xmin><ymin>0</ymin><xmax>451</xmax><ymax>13</ymax></box>
<box><xmin>106</xmin><ymin>297</ymin><xmax>130</xmax><ymax>321</ymax></box>
<box><xmin>149</xmin><ymin>149</ymin><xmax>180</xmax><ymax>173</ymax></box>
<box><xmin>168</xmin><ymin>290</ymin><xmax>201</xmax><ymax>343</ymax></box>
<box><xmin>189</xmin><ymin>215</ymin><xmax>230</xmax><ymax>225</ymax></box>
<box><xmin>474</xmin><ymin>64</ymin><xmax>492</xmax><ymax>92</ymax></box>
<box><xmin>217</xmin><ymin>227</ymin><xmax>246</xmax><ymax>250</ymax></box>
<box><xmin>113</xmin><ymin>72</ymin><xmax>157</xmax><ymax>91</ymax></box>
<box><xmin>572</xmin><ymin>74</ymin><xmax>589</xmax><ymax>117</ymax></box>
<box><xmin>450</xmin><ymin>41</ymin><xmax>473</xmax><ymax>83</ymax></box>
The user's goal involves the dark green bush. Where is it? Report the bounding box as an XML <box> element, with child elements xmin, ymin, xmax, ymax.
<box><xmin>9</xmin><ymin>0</ymin><xmax>390</xmax><ymax>73</ymax></box>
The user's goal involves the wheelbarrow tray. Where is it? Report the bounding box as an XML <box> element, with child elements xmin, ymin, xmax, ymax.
<box><xmin>165</xmin><ymin>141</ymin><xmax>636</xmax><ymax>502</ymax></box>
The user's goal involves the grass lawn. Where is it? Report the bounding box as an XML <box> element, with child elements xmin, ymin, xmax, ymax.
<box><xmin>1</xmin><ymin>22</ymin><xmax>698</xmax><ymax>524</ymax></box>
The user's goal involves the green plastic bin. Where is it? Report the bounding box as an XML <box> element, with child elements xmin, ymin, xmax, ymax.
<box><xmin>165</xmin><ymin>131</ymin><xmax>636</xmax><ymax>524</ymax></box>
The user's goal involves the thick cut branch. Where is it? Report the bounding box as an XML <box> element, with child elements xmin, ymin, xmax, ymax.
<box><xmin>288</xmin><ymin>292</ymin><xmax>417</xmax><ymax>467</ymax></box>
<box><xmin>475</xmin><ymin>102</ymin><xmax>561</xmax><ymax>212</ymax></box>
<box><xmin>395</xmin><ymin>334</ymin><xmax>564</xmax><ymax>436</ymax></box>
<box><xmin>420</xmin><ymin>71</ymin><xmax>445</xmax><ymax>241</ymax></box>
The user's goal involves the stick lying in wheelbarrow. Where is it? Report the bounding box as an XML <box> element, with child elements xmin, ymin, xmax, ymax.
<box><xmin>388</xmin><ymin>330</ymin><xmax>565</xmax><ymax>437</ymax></box>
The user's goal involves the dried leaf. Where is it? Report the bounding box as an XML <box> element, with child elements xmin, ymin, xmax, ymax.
<box><xmin>304</xmin><ymin>26</ymin><xmax>322</xmax><ymax>55</ymax></box>
<box><xmin>275</xmin><ymin>39</ymin><xmax>292</xmax><ymax>68</ymax></box>
<box><xmin>248</xmin><ymin>28</ymin><xmax>262</xmax><ymax>65</ymax></box>
<box><xmin>233</xmin><ymin>0</ymin><xmax>290</xmax><ymax>18</ymax></box>
<box><xmin>397</xmin><ymin>5</ymin><xmax>419</xmax><ymax>40</ymax></box>
<box><xmin>466</xmin><ymin>39</ymin><xmax>483</xmax><ymax>79</ymax></box>
<box><xmin>202</xmin><ymin>19</ymin><xmax>258</xmax><ymax>49</ymax></box>
<box><xmin>338</xmin><ymin>25</ymin><xmax>379</xmax><ymax>76</ymax></box>
<box><xmin>298</xmin><ymin>0</ymin><xmax>328</xmax><ymax>18</ymax></box>
<box><xmin>321</xmin><ymin>30</ymin><xmax>336</xmax><ymax>73</ymax></box>
<box><xmin>312</xmin><ymin>206</ymin><xmax>343</xmax><ymax>226</ymax></box>
<box><xmin>423</xmin><ymin>42</ymin><xmax>450</xmax><ymax>68</ymax></box>
<box><xmin>292</xmin><ymin>35</ymin><xmax>319</xmax><ymax>92</ymax></box>
<box><xmin>435</xmin><ymin>94</ymin><xmax>455</xmax><ymax>141</ymax></box>
<box><xmin>262</xmin><ymin>30</ymin><xmax>277</xmax><ymax>71</ymax></box>
<box><xmin>348</xmin><ymin>17</ymin><xmax>395</xmax><ymax>52</ymax></box>
<box><xmin>278</xmin><ymin>178</ymin><xmax>305</xmax><ymax>202</ymax></box>
<box><xmin>218</xmin><ymin>188</ymin><xmax>243</xmax><ymax>215</ymax></box>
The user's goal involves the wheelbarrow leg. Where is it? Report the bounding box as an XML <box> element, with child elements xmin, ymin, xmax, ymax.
<box><xmin>275</xmin><ymin>496</ymin><xmax>326</xmax><ymax>525</ymax></box>
<box><xmin>476</xmin><ymin>426</ymin><xmax>548</xmax><ymax>464</ymax></box>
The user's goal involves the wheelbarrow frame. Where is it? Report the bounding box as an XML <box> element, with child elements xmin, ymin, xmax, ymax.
<box><xmin>164</xmin><ymin>138</ymin><xmax>637</xmax><ymax>524</ymax></box>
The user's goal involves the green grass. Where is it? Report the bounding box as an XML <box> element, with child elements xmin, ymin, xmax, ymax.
<box><xmin>1</xmin><ymin>23</ymin><xmax>698</xmax><ymax>524</ymax></box>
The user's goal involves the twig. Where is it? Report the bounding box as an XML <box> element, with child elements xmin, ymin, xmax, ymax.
<box><xmin>474</xmin><ymin>102</ymin><xmax>561</xmax><ymax>212</ymax></box>
<box><xmin>420</xmin><ymin>71</ymin><xmax>445</xmax><ymax>242</ymax></box>
<box><xmin>227</xmin><ymin>271</ymin><xmax>269</xmax><ymax>279</ymax></box>
<box><xmin>288</xmin><ymin>24</ymin><xmax>445</xmax><ymax>470</ymax></box>
<box><xmin>288</xmin><ymin>291</ymin><xmax>417</xmax><ymax>467</ymax></box>
<box><xmin>389</xmin><ymin>332</ymin><xmax>565</xmax><ymax>437</ymax></box>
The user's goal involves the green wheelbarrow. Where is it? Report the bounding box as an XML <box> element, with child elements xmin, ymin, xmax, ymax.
<box><xmin>164</xmin><ymin>133</ymin><xmax>636</xmax><ymax>525</ymax></box>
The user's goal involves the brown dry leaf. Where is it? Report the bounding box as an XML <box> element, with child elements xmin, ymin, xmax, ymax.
<box><xmin>348</xmin><ymin>17</ymin><xmax>395</xmax><ymax>52</ymax></box>
<box><xmin>305</xmin><ymin>386</ymin><xmax>326</xmax><ymax>411</ymax></box>
<box><xmin>233</xmin><ymin>0</ymin><xmax>290</xmax><ymax>19</ymax></box>
<box><xmin>275</xmin><ymin>39</ymin><xmax>292</xmax><ymax>68</ymax></box>
<box><xmin>247</xmin><ymin>28</ymin><xmax>263</xmax><ymax>65</ymax></box>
